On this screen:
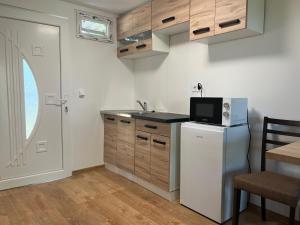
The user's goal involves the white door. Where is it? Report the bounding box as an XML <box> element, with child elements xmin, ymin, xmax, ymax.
<box><xmin>0</xmin><ymin>18</ymin><xmax>63</xmax><ymax>187</ymax></box>
<box><xmin>180</xmin><ymin>123</ymin><xmax>225</xmax><ymax>223</ymax></box>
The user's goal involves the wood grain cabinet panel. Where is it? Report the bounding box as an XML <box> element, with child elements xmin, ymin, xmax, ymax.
<box><xmin>152</xmin><ymin>0</ymin><xmax>190</xmax><ymax>32</ymax></box>
<box><xmin>132</xmin><ymin>2</ymin><xmax>152</xmax><ymax>35</ymax></box>
<box><xmin>117</xmin><ymin>140</ymin><xmax>135</xmax><ymax>173</ymax></box>
<box><xmin>117</xmin><ymin>44</ymin><xmax>135</xmax><ymax>58</ymax></box>
<box><xmin>215</xmin><ymin>0</ymin><xmax>247</xmax><ymax>35</ymax></box>
<box><xmin>135</xmin><ymin>131</ymin><xmax>151</xmax><ymax>181</ymax></box>
<box><xmin>104</xmin><ymin>115</ymin><xmax>117</xmax><ymax>165</ymax></box>
<box><xmin>190</xmin><ymin>0</ymin><xmax>216</xmax><ymax>40</ymax></box>
<box><xmin>150</xmin><ymin>135</ymin><xmax>170</xmax><ymax>191</ymax></box>
<box><xmin>117</xmin><ymin>13</ymin><xmax>133</xmax><ymax>40</ymax></box>
<box><xmin>117</xmin><ymin>117</ymin><xmax>135</xmax><ymax>144</ymax></box>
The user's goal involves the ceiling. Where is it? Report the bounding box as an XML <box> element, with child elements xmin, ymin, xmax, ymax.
<box><xmin>62</xmin><ymin>0</ymin><xmax>149</xmax><ymax>15</ymax></box>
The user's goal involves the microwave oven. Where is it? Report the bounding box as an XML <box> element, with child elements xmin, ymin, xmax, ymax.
<box><xmin>190</xmin><ymin>97</ymin><xmax>248</xmax><ymax>127</ymax></box>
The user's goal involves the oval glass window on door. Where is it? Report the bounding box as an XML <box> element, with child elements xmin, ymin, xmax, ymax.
<box><xmin>22</xmin><ymin>58</ymin><xmax>39</xmax><ymax>139</ymax></box>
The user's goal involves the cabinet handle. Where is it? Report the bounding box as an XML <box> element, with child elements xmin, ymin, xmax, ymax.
<box><xmin>153</xmin><ymin>139</ymin><xmax>166</xmax><ymax>146</ymax></box>
<box><xmin>120</xmin><ymin>48</ymin><xmax>129</xmax><ymax>53</ymax></box>
<box><xmin>106</xmin><ymin>117</ymin><xmax>115</xmax><ymax>121</ymax></box>
<box><xmin>193</xmin><ymin>27</ymin><xmax>210</xmax><ymax>35</ymax></box>
<box><xmin>137</xmin><ymin>135</ymin><xmax>148</xmax><ymax>141</ymax></box>
<box><xmin>136</xmin><ymin>44</ymin><xmax>147</xmax><ymax>49</ymax></box>
<box><xmin>120</xmin><ymin>120</ymin><xmax>131</xmax><ymax>124</ymax></box>
<box><xmin>144</xmin><ymin>124</ymin><xmax>157</xmax><ymax>129</ymax></box>
<box><xmin>219</xmin><ymin>19</ymin><xmax>241</xmax><ymax>29</ymax></box>
<box><xmin>162</xmin><ymin>16</ymin><xmax>175</xmax><ymax>24</ymax></box>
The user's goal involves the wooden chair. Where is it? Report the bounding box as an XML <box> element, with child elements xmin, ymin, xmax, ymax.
<box><xmin>232</xmin><ymin>117</ymin><xmax>300</xmax><ymax>225</ymax></box>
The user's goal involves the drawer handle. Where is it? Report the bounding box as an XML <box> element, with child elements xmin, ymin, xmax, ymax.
<box><xmin>144</xmin><ymin>124</ymin><xmax>157</xmax><ymax>129</ymax></box>
<box><xmin>219</xmin><ymin>19</ymin><xmax>241</xmax><ymax>29</ymax></box>
<box><xmin>120</xmin><ymin>48</ymin><xmax>129</xmax><ymax>53</ymax></box>
<box><xmin>137</xmin><ymin>135</ymin><xmax>148</xmax><ymax>141</ymax></box>
<box><xmin>120</xmin><ymin>120</ymin><xmax>131</xmax><ymax>124</ymax></box>
<box><xmin>136</xmin><ymin>44</ymin><xmax>146</xmax><ymax>49</ymax></box>
<box><xmin>153</xmin><ymin>139</ymin><xmax>166</xmax><ymax>146</ymax></box>
<box><xmin>193</xmin><ymin>27</ymin><xmax>210</xmax><ymax>35</ymax></box>
<box><xmin>106</xmin><ymin>117</ymin><xmax>115</xmax><ymax>121</ymax></box>
<box><xmin>162</xmin><ymin>16</ymin><xmax>175</xmax><ymax>24</ymax></box>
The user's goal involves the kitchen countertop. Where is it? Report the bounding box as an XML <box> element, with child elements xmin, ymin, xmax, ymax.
<box><xmin>100</xmin><ymin>110</ymin><xmax>190</xmax><ymax>123</ymax></box>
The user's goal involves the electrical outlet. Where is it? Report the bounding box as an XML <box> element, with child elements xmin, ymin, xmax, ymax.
<box><xmin>190</xmin><ymin>82</ymin><xmax>203</xmax><ymax>96</ymax></box>
<box><xmin>36</xmin><ymin>141</ymin><xmax>48</xmax><ymax>153</ymax></box>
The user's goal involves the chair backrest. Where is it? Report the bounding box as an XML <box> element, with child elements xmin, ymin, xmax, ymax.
<box><xmin>261</xmin><ymin>117</ymin><xmax>300</xmax><ymax>171</ymax></box>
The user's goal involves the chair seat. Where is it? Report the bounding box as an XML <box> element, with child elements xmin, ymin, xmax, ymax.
<box><xmin>234</xmin><ymin>171</ymin><xmax>300</xmax><ymax>207</ymax></box>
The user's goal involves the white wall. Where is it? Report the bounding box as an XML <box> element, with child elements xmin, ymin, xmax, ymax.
<box><xmin>134</xmin><ymin>0</ymin><xmax>300</xmax><ymax>218</ymax></box>
<box><xmin>0</xmin><ymin>0</ymin><xmax>135</xmax><ymax>171</ymax></box>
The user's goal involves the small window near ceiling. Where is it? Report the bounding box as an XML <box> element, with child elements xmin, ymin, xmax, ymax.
<box><xmin>76</xmin><ymin>10</ymin><xmax>113</xmax><ymax>43</ymax></box>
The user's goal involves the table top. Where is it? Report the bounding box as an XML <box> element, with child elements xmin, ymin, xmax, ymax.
<box><xmin>266</xmin><ymin>141</ymin><xmax>300</xmax><ymax>165</ymax></box>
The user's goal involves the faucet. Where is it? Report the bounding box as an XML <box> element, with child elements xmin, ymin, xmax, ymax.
<box><xmin>137</xmin><ymin>100</ymin><xmax>147</xmax><ymax>111</ymax></box>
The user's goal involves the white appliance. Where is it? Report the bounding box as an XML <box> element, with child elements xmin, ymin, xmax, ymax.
<box><xmin>180</xmin><ymin>122</ymin><xmax>249</xmax><ymax>223</ymax></box>
<box><xmin>190</xmin><ymin>97</ymin><xmax>248</xmax><ymax>127</ymax></box>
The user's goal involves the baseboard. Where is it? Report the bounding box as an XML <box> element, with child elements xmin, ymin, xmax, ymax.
<box><xmin>0</xmin><ymin>169</ymin><xmax>72</xmax><ymax>191</ymax></box>
<box><xmin>105</xmin><ymin>163</ymin><xmax>179</xmax><ymax>201</ymax></box>
<box><xmin>72</xmin><ymin>164</ymin><xmax>105</xmax><ymax>175</ymax></box>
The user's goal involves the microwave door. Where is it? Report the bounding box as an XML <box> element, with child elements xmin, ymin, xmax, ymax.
<box><xmin>190</xmin><ymin>98</ymin><xmax>223</xmax><ymax>124</ymax></box>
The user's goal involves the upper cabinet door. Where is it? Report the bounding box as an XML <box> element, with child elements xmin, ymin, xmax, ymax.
<box><xmin>117</xmin><ymin>13</ymin><xmax>133</xmax><ymax>40</ymax></box>
<box><xmin>152</xmin><ymin>0</ymin><xmax>190</xmax><ymax>32</ymax></box>
<box><xmin>190</xmin><ymin>0</ymin><xmax>216</xmax><ymax>40</ymax></box>
<box><xmin>215</xmin><ymin>0</ymin><xmax>247</xmax><ymax>35</ymax></box>
<box><xmin>132</xmin><ymin>2</ymin><xmax>152</xmax><ymax>35</ymax></box>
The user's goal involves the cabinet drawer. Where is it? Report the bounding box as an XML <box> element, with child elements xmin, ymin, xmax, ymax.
<box><xmin>215</xmin><ymin>0</ymin><xmax>247</xmax><ymax>35</ymax></box>
<box><xmin>134</xmin><ymin>39</ymin><xmax>152</xmax><ymax>54</ymax></box>
<box><xmin>136</xmin><ymin>119</ymin><xmax>170</xmax><ymax>137</ymax></box>
<box><xmin>190</xmin><ymin>0</ymin><xmax>215</xmax><ymax>40</ymax></box>
<box><xmin>104</xmin><ymin>114</ymin><xmax>117</xmax><ymax>125</ymax></box>
<box><xmin>150</xmin><ymin>135</ymin><xmax>170</xmax><ymax>191</ymax></box>
<box><xmin>152</xmin><ymin>0</ymin><xmax>189</xmax><ymax>31</ymax></box>
<box><xmin>117</xmin><ymin>141</ymin><xmax>134</xmax><ymax>173</ymax></box>
<box><xmin>117</xmin><ymin>117</ymin><xmax>135</xmax><ymax>144</ymax></box>
<box><xmin>117</xmin><ymin>44</ymin><xmax>135</xmax><ymax>58</ymax></box>
<box><xmin>135</xmin><ymin>131</ymin><xmax>151</xmax><ymax>180</ymax></box>
<box><xmin>132</xmin><ymin>2</ymin><xmax>151</xmax><ymax>35</ymax></box>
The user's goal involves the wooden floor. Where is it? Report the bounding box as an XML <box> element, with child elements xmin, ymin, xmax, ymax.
<box><xmin>0</xmin><ymin>167</ymin><xmax>295</xmax><ymax>225</ymax></box>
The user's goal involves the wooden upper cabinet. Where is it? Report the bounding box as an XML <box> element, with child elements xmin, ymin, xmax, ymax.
<box><xmin>215</xmin><ymin>0</ymin><xmax>247</xmax><ymax>35</ymax></box>
<box><xmin>117</xmin><ymin>2</ymin><xmax>151</xmax><ymax>40</ymax></box>
<box><xmin>190</xmin><ymin>0</ymin><xmax>216</xmax><ymax>40</ymax></box>
<box><xmin>132</xmin><ymin>2</ymin><xmax>152</xmax><ymax>35</ymax></box>
<box><xmin>152</xmin><ymin>0</ymin><xmax>190</xmax><ymax>32</ymax></box>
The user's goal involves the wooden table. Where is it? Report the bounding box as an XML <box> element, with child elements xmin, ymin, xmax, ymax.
<box><xmin>266</xmin><ymin>141</ymin><xmax>300</xmax><ymax>165</ymax></box>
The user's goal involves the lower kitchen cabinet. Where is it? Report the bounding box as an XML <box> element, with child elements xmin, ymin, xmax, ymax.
<box><xmin>103</xmin><ymin>114</ymin><xmax>182</xmax><ymax>201</ymax></box>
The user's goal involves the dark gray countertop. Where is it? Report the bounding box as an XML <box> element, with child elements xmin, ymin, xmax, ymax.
<box><xmin>100</xmin><ymin>110</ymin><xmax>190</xmax><ymax>123</ymax></box>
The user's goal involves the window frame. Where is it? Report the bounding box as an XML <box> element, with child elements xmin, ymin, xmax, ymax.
<box><xmin>76</xmin><ymin>10</ymin><xmax>113</xmax><ymax>43</ymax></box>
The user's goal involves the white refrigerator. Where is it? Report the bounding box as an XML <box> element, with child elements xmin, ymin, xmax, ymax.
<box><xmin>180</xmin><ymin>122</ymin><xmax>249</xmax><ymax>224</ymax></box>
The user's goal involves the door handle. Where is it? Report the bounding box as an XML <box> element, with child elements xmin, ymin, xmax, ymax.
<box><xmin>153</xmin><ymin>139</ymin><xmax>166</xmax><ymax>146</ymax></box>
<box><xmin>144</xmin><ymin>124</ymin><xmax>157</xmax><ymax>129</ymax></box>
<box><xmin>137</xmin><ymin>135</ymin><xmax>148</xmax><ymax>141</ymax></box>
<box><xmin>219</xmin><ymin>19</ymin><xmax>241</xmax><ymax>29</ymax></box>
<box><xmin>136</xmin><ymin>44</ymin><xmax>147</xmax><ymax>49</ymax></box>
<box><xmin>162</xmin><ymin>16</ymin><xmax>175</xmax><ymax>24</ymax></box>
<box><xmin>193</xmin><ymin>27</ymin><xmax>210</xmax><ymax>35</ymax></box>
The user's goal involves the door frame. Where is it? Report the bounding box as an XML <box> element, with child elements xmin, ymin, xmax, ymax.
<box><xmin>0</xmin><ymin>3</ymin><xmax>72</xmax><ymax>190</ymax></box>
